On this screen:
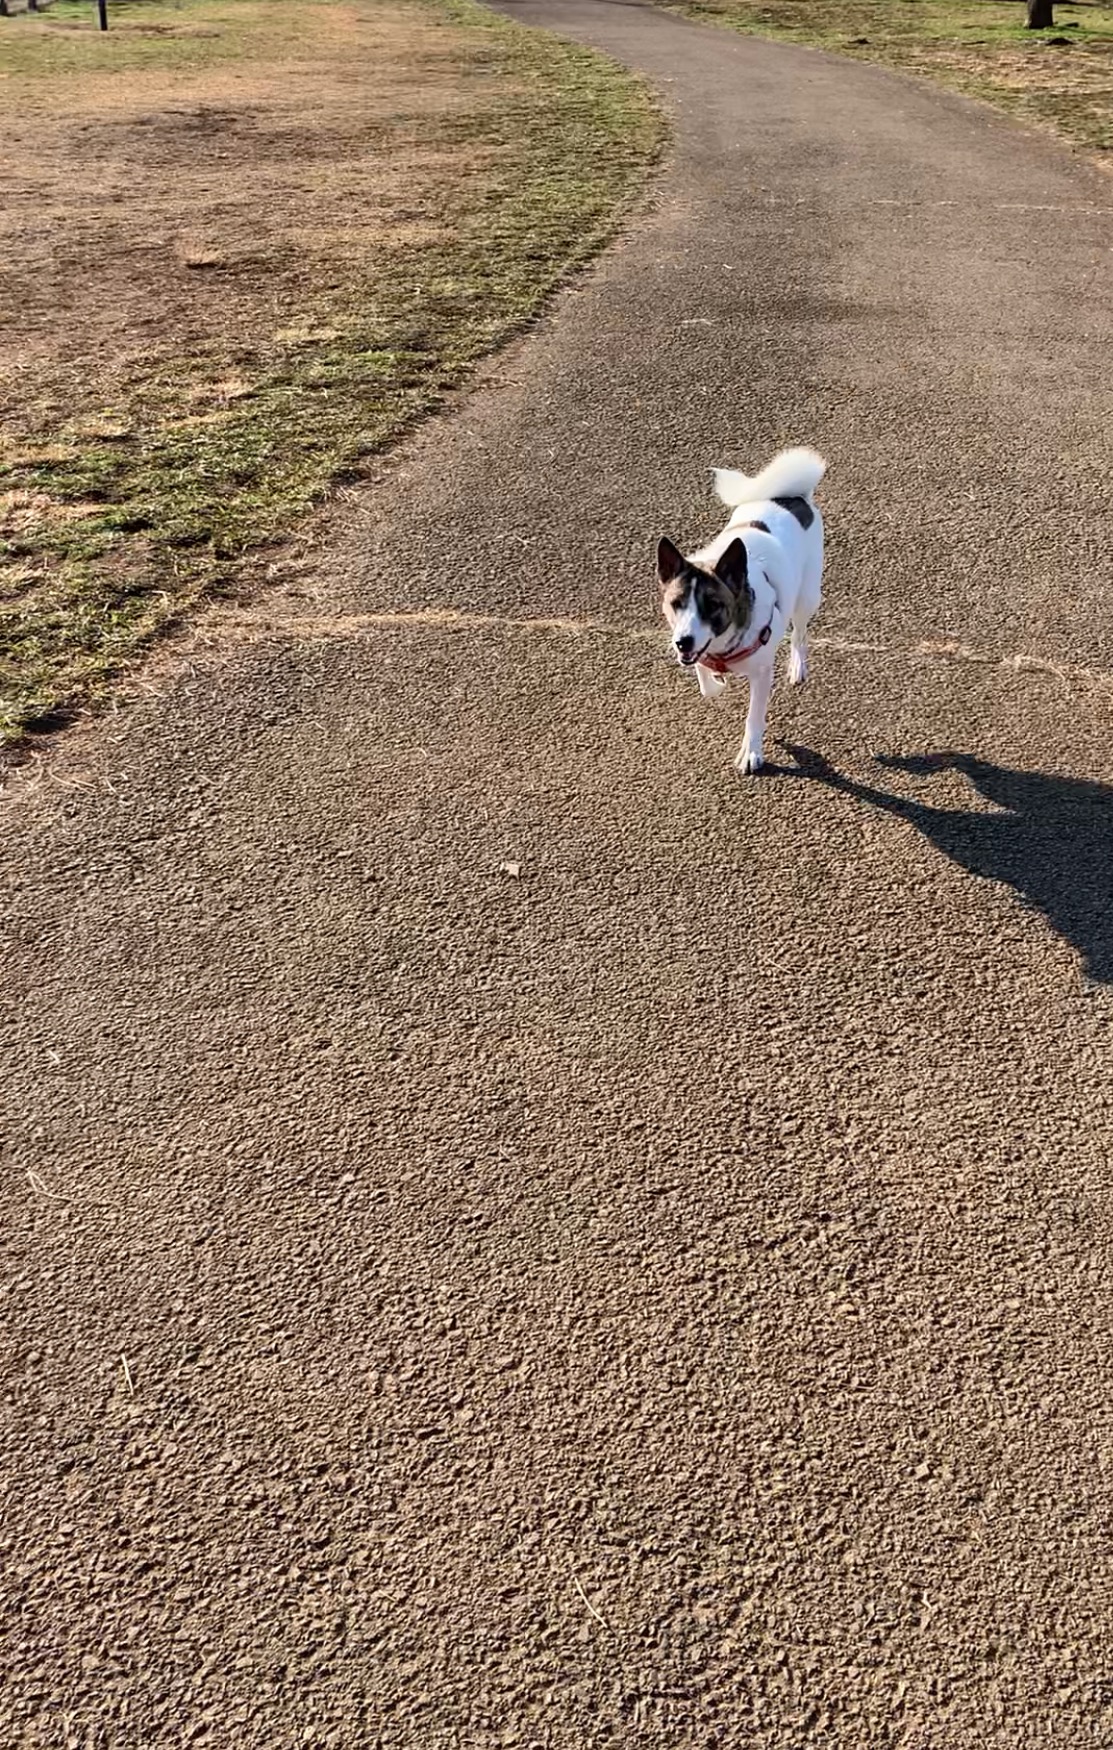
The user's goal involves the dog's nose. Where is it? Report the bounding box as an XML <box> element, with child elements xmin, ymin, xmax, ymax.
<box><xmin>675</xmin><ymin>633</ymin><xmax>695</xmax><ymax>656</ymax></box>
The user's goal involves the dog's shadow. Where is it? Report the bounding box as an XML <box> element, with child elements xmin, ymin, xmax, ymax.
<box><xmin>778</xmin><ymin>744</ymin><xmax>1113</xmax><ymax>985</ymax></box>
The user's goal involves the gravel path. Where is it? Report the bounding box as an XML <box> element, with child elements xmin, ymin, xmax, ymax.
<box><xmin>4</xmin><ymin>4</ymin><xmax>1113</xmax><ymax>1743</ymax></box>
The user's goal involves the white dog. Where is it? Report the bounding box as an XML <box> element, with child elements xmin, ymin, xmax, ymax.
<box><xmin>658</xmin><ymin>447</ymin><xmax>825</xmax><ymax>774</ymax></box>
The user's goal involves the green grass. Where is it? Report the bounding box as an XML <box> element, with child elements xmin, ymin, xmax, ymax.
<box><xmin>668</xmin><ymin>0</ymin><xmax>1113</xmax><ymax>153</ymax></box>
<box><xmin>0</xmin><ymin>0</ymin><xmax>662</xmax><ymax>744</ymax></box>
<box><xmin>0</xmin><ymin>0</ymin><xmax>315</xmax><ymax>71</ymax></box>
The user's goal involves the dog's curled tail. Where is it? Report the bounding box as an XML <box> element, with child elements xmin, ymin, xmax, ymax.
<box><xmin>712</xmin><ymin>446</ymin><xmax>826</xmax><ymax>510</ymax></box>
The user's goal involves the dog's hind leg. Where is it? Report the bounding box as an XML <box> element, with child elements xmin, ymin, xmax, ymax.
<box><xmin>788</xmin><ymin>543</ymin><xmax>823</xmax><ymax>687</ymax></box>
<box><xmin>787</xmin><ymin>621</ymin><xmax>809</xmax><ymax>686</ymax></box>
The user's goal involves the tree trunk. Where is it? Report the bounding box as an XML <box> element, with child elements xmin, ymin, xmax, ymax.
<box><xmin>1026</xmin><ymin>0</ymin><xmax>1054</xmax><ymax>27</ymax></box>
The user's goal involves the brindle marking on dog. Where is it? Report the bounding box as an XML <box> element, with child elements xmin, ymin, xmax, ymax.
<box><xmin>658</xmin><ymin>534</ymin><xmax>754</xmax><ymax>633</ymax></box>
<box><xmin>663</xmin><ymin>568</ymin><xmax>735</xmax><ymax>637</ymax></box>
<box><xmin>773</xmin><ymin>495</ymin><xmax>814</xmax><ymax>530</ymax></box>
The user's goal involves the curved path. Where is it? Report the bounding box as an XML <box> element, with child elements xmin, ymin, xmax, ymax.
<box><xmin>4</xmin><ymin>5</ymin><xmax>1113</xmax><ymax>1744</ymax></box>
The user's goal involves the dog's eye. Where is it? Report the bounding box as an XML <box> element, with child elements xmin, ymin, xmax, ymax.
<box><xmin>700</xmin><ymin>592</ymin><xmax>728</xmax><ymax>631</ymax></box>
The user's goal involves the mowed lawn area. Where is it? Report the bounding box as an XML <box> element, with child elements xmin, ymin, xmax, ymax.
<box><xmin>672</xmin><ymin>0</ymin><xmax>1113</xmax><ymax>152</ymax></box>
<box><xmin>0</xmin><ymin>0</ymin><xmax>661</xmax><ymax>745</ymax></box>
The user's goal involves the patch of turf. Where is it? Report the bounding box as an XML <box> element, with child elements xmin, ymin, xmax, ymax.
<box><xmin>668</xmin><ymin>0</ymin><xmax>1113</xmax><ymax>153</ymax></box>
<box><xmin>0</xmin><ymin>0</ymin><xmax>663</xmax><ymax>744</ymax></box>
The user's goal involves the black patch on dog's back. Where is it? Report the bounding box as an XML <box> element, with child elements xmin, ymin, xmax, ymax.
<box><xmin>774</xmin><ymin>495</ymin><xmax>815</xmax><ymax>530</ymax></box>
<box><xmin>737</xmin><ymin>520</ymin><xmax>770</xmax><ymax>535</ymax></box>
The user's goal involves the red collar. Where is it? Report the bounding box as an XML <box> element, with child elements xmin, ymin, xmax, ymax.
<box><xmin>697</xmin><ymin>616</ymin><xmax>773</xmax><ymax>675</ymax></box>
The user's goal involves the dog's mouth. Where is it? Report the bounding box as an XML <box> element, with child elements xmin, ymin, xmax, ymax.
<box><xmin>676</xmin><ymin>638</ymin><xmax>711</xmax><ymax>668</ymax></box>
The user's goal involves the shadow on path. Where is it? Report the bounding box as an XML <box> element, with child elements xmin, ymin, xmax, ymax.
<box><xmin>779</xmin><ymin>745</ymin><xmax>1113</xmax><ymax>985</ymax></box>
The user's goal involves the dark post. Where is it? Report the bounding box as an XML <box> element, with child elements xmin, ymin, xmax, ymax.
<box><xmin>96</xmin><ymin>0</ymin><xmax>108</xmax><ymax>26</ymax></box>
<box><xmin>1026</xmin><ymin>0</ymin><xmax>1054</xmax><ymax>24</ymax></box>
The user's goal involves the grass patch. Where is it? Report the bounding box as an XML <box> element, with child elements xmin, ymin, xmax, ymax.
<box><xmin>667</xmin><ymin>0</ymin><xmax>1113</xmax><ymax>153</ymax></box>
<box><xmin>0</xmin><ymin>0</ymin><xmax>662</xmax><ymax>744</ymax></box>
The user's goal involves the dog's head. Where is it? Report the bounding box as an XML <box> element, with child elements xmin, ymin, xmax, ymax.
<box><xmin>657</xmin><ymin>535</ymin><xmax>754</xmax><ymax>666</ymax></box>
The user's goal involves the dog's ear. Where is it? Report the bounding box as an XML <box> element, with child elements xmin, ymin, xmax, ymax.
<box><xmin>657</xmin><ymin>536</ymin><xmax>686</xmax><ymax>586</ymax></box>
<box><xmin>714</xmin><ymin>538</ymin><xmax>749</xmax><ymax>595</ymax></box>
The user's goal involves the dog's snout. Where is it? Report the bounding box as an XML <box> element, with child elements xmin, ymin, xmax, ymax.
<box><xmin>675</xmin><ymin>633</ymin><xmax>695</xmax><ymax>655</ymax></box>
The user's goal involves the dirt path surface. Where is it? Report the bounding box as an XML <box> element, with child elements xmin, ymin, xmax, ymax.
<box><xmin>4</xmin><ymin>5</ymin><xmax>1113</xmax><ymax>1745</ymax></box>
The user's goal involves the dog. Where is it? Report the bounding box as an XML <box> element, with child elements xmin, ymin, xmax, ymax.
<box><xmin>658</xmin><ymin>446</ymin><xmax>825</xmax><ymax>774</ymax></box>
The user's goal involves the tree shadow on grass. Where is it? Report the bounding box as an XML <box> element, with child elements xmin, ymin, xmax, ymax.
<box><xmin>779</xmin><ymin>744</ymin><xmax>1113</xmax><ymax>985</ymax></box>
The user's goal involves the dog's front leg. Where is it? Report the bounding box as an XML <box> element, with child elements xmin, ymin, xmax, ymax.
<box><xmin>695</xmin><ymin>665</ymin><xmax>725</xmax><ymax>702</ymax></box>
<box><xmin>735</xmin><ymin>662</ymin><xmax>774</xmax><ymax>776</ymax></box>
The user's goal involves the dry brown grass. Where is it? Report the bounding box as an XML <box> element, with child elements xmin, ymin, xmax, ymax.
<box><xmin>2</xmin><ymin>6</ymin><xmax>505</xmax><ymax>435</ymax></box>
<box><xmin>0</xmin><ymin>0</ymin><xmax>662</xmax><ymax>744</ymax></box>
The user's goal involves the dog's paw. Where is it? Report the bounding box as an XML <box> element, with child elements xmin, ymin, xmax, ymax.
<box><xmin>788</xmin><ymin>649</ymin><xmax>808</xmax><ymax>687</ymax></box>
<box><xmin>696</xmin><ymin>671</ymin><xmax>726</xmax><ymax>703</ymax></box>
<box><xmin>734</xmin><ymin>745</ymin><xmax>764</xmax><ymax>777</ymax></box>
